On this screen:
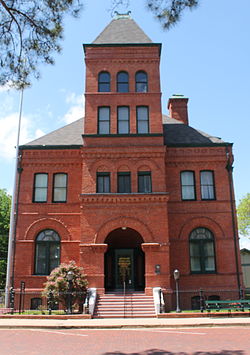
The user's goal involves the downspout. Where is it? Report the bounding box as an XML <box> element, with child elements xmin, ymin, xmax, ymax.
<box><xmin>5</xmin><ymin>87</ymin><xmax>24</xmax><ymax>307</ymax></box>
<box><xmin>225</xmin><ymin>146</ymin><xmax>241</xmax><ymax>298</ymax></box>
<box><xmin>11</xmin><ymin>154</ymin><xmax>23</xmax><ymax>287</ymax></box>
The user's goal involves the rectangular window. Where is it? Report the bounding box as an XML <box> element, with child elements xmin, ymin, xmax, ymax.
<box><xmin>33</xmin><ymin>173</ymin><xmax>48</xmax><ymax>202</ymax></box>
<box><xmin>136</xmin><ymin>106</ymin><xmax>149</xmax><ymax>134</ymax></box>
<box><xmin>53</xmin><ymin>173</ymin><xmax>67</xmax><ymax>202</ymax></box>
<box><xmin>200</xmin><ymin>171</ymin><xmax>215</xmax><ymax>200</ymax></box>
<box><xmin>138</xmin><ymin>172</ymin><xmax>152</xmax><ymax>193</ymax></box>
<box><xmin>98</xmin><ymin>107</ymin><xmax>110</xmax><ymax>134</ymax></box>
<box><xmin>97</xmin><ymin>172</ymin><xmax>110</xmax><ymax>193</ymax></box>
<box><xmin>118</xmin><ymin>172</ymin><xmax>131</xmax><ymax>193</ymax></box>
<box><xmin>117</xmin><ymin>106</ymin><xmax>129</xmax><ymax>134</ymax></box>
<box><xmin>181</xmin><ymin>171</ymin><xmax>196</xmax><ymax>200</ymax></box>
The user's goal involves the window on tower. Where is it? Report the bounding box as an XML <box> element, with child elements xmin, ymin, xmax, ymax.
<box><xmin>136</xmin><ymin>106</ymin><xmax>149</xmax><ymax>134</ymax></box>
<box><xmin>118</xmin><ymin>172</ymin><xmax>131</xmax><ymax>193</ymax></box>
<box><xmin>117</xmin><ymin>106</ymin><xmax>129</xmax><ymax>134</ymax></box>
<box><xmin>98</xmin><ymin>71</ymin><xmax>110</xmax><ymax>92</ymax></box>
<box><xmin>138</xmin><ymin>171</ymin><xmax>152</xmax><ymax>193</ymax></box>
<box><xmin>98</xmin><ymin>107</ymin><xmax>110</xmax><ymax>134</ymax></box>
<box><xmin>117</xmin><ymin>71</ymin><xmax>129</xmax><ymax>92</ymax></box>
<box><xmin>97</xmin><ymin>172</ymin><xmax>110</xmax><ymax>193</ymax></box>
<box><xmin>135</xmin><ymin>71</ymin><xmax>148</xmax><ymax>92</ymax></box>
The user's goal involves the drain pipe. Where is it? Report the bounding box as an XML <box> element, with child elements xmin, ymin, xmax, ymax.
<box><xmin>225</xmin><ymin>145</ymin><xmax>241</xmax><ymax>298</ymax></box>
<box><xmin>5</xmin><ymin>88</ymin><xmax>24</xmax><ymax>307</ymax></box>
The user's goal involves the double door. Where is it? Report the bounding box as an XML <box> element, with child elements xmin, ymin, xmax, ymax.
<box><xmin>105</xmin><ymin>248</ymin><xmax>144</xmax><ymax>291</ymax></box>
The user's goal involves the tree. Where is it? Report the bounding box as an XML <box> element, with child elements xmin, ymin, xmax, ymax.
<box><xmin>0</xmin><ymin>189</ymin><xmax>11</xmax><ymax>290</ymax></box>
<box><xmin>0</xmin><ymin>0</ymin><xmax>83</xmax><ymax>88</ymax></box>
<box><xmin>0</xmin><ymin>0</ymin><xmax>198</xmax><ymax>89</ymax></box>
<box><xmin>237</xmin><ymin>193</ymin><xmax>250</xmax><ymax>237</ymax></box>
<box><xmin>43</xmin><ymin>261</ymin><xmax>88</xmax><ymax>312</ymax></box>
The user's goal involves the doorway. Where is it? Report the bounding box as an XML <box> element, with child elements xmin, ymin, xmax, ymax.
<box><xmin>104</xmin><ymin>228</ymin><xmax>145</xmax><ymax>291</ymax></box>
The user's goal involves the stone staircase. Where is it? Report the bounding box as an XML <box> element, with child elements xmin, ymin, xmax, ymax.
<box><xmin>93</xmin><ymin>292</ymin><xmax>156</xmax><ymax>318</ymax></box>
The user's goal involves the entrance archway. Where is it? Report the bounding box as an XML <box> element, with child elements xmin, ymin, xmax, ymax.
<box><xmin>104</xmin><ymin>228</ymin><xmax>145</xmax><ymax>291</ymax></box>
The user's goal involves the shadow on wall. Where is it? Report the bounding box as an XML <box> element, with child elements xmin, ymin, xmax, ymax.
<box><xmin>103</xmin><ymin>350</ymin><xmax>244</xmax><ymax>355</ymax></box>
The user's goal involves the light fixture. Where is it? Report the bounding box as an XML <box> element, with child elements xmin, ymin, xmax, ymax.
<box><xmin>121</xmin><ymin>227</ymin><xmax>127</xmax><ymax>230</ymax></box>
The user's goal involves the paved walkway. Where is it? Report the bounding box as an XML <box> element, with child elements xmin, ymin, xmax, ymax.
<box><xmin>0</xmin><ymin>316</ymin><xmax>250</xmax><ymax>329</ymax></box>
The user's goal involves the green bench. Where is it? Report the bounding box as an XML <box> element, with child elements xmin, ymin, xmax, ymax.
<box><xmin>205</xmin><ymin>299</ymin><xmax>250</xmax><ymax>312</ymax></box>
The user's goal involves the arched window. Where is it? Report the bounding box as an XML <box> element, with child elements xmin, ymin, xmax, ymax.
<box><xmin>35</xmin><ymin>230</ymin><xmax>60</xmax><ymax>275</ymax></box>
<box><xmin>98</xmin><ymin>71</ymin><xmax>110</xmax><ymax>92</ymax></box>
<box><xmin>189</xmin><ymin>228</ymin><xmax>216</xmax><ymax>274</ymax></box>
<box><xmin>135</xmin><ymin>71</ymin><xmax>148</xmax><ymax>92</ymax></box>
<box><xmin>117</xmin><ymin>71</ymin><xmax>129</xmax><ymax>92</ymax></box>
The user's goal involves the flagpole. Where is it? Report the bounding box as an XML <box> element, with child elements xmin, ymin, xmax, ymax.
<box><xmin>5</xmin><ymin>87</ymin><xmax>24</xmax><ymax>307</ymax></box>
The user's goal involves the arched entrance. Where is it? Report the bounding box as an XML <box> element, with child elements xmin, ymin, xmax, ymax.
<box><xmin>104</xmin><ymin>228</ymin><xmax>145</xmax><ymax>291</ymax></box>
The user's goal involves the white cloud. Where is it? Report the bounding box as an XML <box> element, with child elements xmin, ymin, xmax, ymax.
<box><xmin>239</xmin><ymin>236</ymin><xmax>250</xmax><ymax>250</ymax></box>
<box><xmin>63</xmin><ymin>92</ymin><xmax>84</xmax><ymax>124</ymax></box>
<box><xmin>0</xmin><ymin>81</ymin><xmax>14</xmax><ymax>92</ymax></box>
<box><xmin>0</xmin><ymin>113</ymin><xmax>45</xmax><ymax>160</ymax></box>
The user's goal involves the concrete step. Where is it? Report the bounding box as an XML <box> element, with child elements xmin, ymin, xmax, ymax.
<box><xmin>94</xmin><ymin>292</ymin><xmax>156</xmax><ymax>318</ymax></box>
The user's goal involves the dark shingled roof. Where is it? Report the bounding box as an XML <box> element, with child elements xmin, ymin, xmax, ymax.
<box><xmin>24</xmin><ymin>119</ymin><xmax>83</xmax><ymax>146</ymax></box>
<box><xmin>22</xmin><ymin>116</ymin><xmax>226</xmax><ymax>148</ymax></box>
<box><xmin>92</xmin><ymin>16</ymin><xmax>152</xmax><ymax>44</ymax></box>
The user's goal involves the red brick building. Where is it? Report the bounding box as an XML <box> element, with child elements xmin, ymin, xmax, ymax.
<box><xmin>12</xmin><ymin>14</ymin><xmax>242</xmax><ymax>312</ymax></box>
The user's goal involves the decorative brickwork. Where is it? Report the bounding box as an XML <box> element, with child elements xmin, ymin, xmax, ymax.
<box><xmin>12</xmin><ymin>17</ymin><xmax>243</xmax><ymax>311</ymax></box>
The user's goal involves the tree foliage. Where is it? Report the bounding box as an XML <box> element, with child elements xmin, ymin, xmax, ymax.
<box><xmin>111</xmin><ymin>0</ymin><xmax>199</xmax><ymax>29</ymax></box>
<box><xmin>146</xmin><ymin>0</ymin><xmax>198</xmax><ymax>29</ymax></box>
<box><xmin>43</xmin><ymin>261</ymin><xmax>88</xmax><ymax>311</ymax></box>
<box><xmin>0</xmin><ymin>0</ymin><xmax>199</xmax><ymax>88</ymax></box>
<box><xmin>0</xmin><ymin>0</ymin><xmax>83</xmax><ymax>88</ymax></box>
<box><xmin>237</xmin><ymin>193</ymin><xmax>250</xmax><ymax>237</ymax></box>
<box><xmin>0</xmin><ymin>188</ymin><xmax>11</xmax><ymax>290</ymax></box>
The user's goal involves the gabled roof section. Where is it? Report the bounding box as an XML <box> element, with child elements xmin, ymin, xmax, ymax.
<box><xmin>21</xmin><ymin>119</ymin><xmax>83</xmax><ymax>148</ymax></box>
<box><xmin>163</xmin><ymin>119</ymin><xmax>226</xmax><ymax>146</ymax></box>
<box><xmin>92</xmin><ymin>14</ymin><xmax>153</xmax><ymax>44</ymax></box>
<box><xmin>20</xmin><ymin>116</ymin><xmax>229</xmax><ymax>149</ymax></box>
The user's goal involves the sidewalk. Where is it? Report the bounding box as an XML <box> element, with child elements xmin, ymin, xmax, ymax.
<box><xmin>0</xmin><ymin>316</ymin><xmax>250</xmax><ymax>329</ymax></box>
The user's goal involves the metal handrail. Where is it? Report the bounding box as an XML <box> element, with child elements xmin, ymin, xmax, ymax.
<box><xmin>123</xmin><ymin>281</ymin><xmax>126</xmax><ymax>318</ymax></box>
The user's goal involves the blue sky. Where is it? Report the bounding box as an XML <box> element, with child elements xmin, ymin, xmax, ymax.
<box><xmin>0</xmin><ymin>0</ymin><xmax>249</xmax><ymax>246</ymax></box>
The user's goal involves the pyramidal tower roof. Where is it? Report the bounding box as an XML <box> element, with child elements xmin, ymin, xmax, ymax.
<box><xmin>92</xmin><ymin>12</ymin><xmax>153</xmax><ymax>44</ymax></box>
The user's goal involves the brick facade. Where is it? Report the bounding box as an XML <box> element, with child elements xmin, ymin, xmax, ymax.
<box><xmin>11</xmin><ymin>16</ymin><xmax>243</xmax><ymax>311</ymax></box>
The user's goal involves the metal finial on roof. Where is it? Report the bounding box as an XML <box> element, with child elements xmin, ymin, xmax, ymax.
<box><xmin>114</xmin><ymin>11</ymin><xmax>131</xmax><ymax>19</ymax></box>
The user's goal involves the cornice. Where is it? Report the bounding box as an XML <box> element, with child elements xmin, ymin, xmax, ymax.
<box><xmin>80</xmin><ymin>193</ymin><xmax>169</xmax><ymax>204</ymax></box>
<box><xmin>86</xmin><ymin>59</ymin><xmax>160</xmax><ymax>66</ymax></box>
<box><xmin>22</xmin><ymin>150</ymin><xmax>82</xmax><ymax>158</ymax></box>
<box><xmin>22</xmin><ymin>162</ymin><xmax>81</xmax><ymax>168</ymax></box>
<box><xmin>85</xmin><ymin>92</ymin><xmax>161</xmax><ymax>96</ymax></box>
<box><xmin>166</xmin><ymin>161</ymin><xmax>226</xmax><ymax>167</ymax></box>
<box><xmin>166</xmin><ymin>147</ymin><xmax>228</xmax><ymax>157</ymax></box>
<box><xmin>81</xmin><ymin>151</ymin><xmax>165</xmax><ymax>160</ymax></box>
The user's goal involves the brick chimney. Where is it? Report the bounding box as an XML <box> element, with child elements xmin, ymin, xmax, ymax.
<box><xmin>167</xmin><ymin>94</ymin><xmax>189</xmax><ymax>125</ymax></box>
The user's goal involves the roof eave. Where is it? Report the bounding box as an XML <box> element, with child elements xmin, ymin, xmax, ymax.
<box><xmin>83</xmin><ymin>43</ymin><xmax>162</xmax><ymax>56</ymax></box>
<box><xmin>166</xmin><ymin>142</ymin><xmax>233</xmax><ymax>147</ymax></box>
<box><xmin>19</xmin><ymin>145</ymin><xmax>82</xmax><ymax>150</ymax></box>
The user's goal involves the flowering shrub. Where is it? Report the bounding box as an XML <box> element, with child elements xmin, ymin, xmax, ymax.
<box><xmin>43</xmin><ymin>261</ymin><xmax>88</xmax><ymax>311</ymax></box>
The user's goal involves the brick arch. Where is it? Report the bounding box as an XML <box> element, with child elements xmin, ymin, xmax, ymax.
<box><xmin>90</xmin><ymin>159</ymin><xmax>115</xmax><ymax>172</ymax></box>
<box><xmin>94</xmin><ymin>216</ymin><xmax>154</xmax><ymax>244</ymax></box>
<box><xmin>117</xmin><ymin>164</ymin><xmax>130</xmax><ymax>172</ymax></box>
<box><xmin>24</xmin><ymin>218</ymin><xmax>71</xmax><ymax>241</ymax></box>
<box><xmin>178</xmin><ymin>217</ymin><xmax>225</xmax><ymax>241</ymax></box>
<box><xmin>136</xmin><ymin>159</ymin><xmax>162</xmax><ymax>172</ymax></box>
<box><xmin>137</xmin><ymin>165</ymin><xmax>151</xmax><ymax>171</ymax></box>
